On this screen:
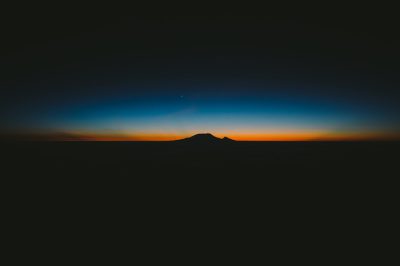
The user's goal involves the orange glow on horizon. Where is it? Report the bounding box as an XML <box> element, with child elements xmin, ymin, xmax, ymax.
<box><xmin>227</xmin><ymin>132</ymin><xmax>398</xmax><ymax>141</ymax></box>
<box><xmin>31</xmin><ymin>130</ymin><xmax>399</xmax><ymax>141</ymax></box>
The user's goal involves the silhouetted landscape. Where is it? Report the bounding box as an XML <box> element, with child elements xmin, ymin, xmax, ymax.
<box><xmin>4</xmin><ymin>136</ymin><xmax>398</xmax><ymax>180</ymax></box>
<box><xmin>3</xmin><ymin>136</ymin><xmax>398</xmax><ymax>260</ymax></box>
<box><xmin>4</xmin><ymin>136</ymin><xmax>398</xmax><ymax>218</ymax></box>
<box><xmin>176</xmin><ymin>133</ymin><xmax>234</xmax><ymax>142</ymax></box>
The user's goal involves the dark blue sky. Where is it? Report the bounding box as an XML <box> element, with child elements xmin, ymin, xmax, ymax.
<box><xmin>1</xmin><ymin>4</ymin><xmax>399</xmax><ymax>140</ymax></box>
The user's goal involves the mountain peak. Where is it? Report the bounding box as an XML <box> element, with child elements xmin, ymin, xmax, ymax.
<box><xmin>178</xmin><ymin>133</ymin><xmax>235</xmax><ymax>142</ymax></box>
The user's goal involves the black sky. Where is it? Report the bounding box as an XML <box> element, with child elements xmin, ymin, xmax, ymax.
<box><xmin>1</xmin><ymin>3</ymin><xmax>399</xmax><ymax>137</ymax></box>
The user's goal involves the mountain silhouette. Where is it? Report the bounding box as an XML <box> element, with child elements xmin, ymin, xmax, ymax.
<box><xmin>177</xmin><ymin>133</ymin><xmax>235</xmax><ymax>143</ymax></box>
<box><xmin>222</xmin><ymin>136</ymin><xmax>235</xmax><ymax>142</ymax></box>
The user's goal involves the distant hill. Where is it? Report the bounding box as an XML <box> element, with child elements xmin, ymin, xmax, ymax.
<box><xmin>177</xmin><ymin>133</ymin><xmax>235</xmax><ymax>143</ymax></box>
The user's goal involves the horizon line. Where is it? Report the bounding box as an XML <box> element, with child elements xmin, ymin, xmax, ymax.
<box><xmin>1</xmin><ymin>131</ymin><xmax>399</xmax><ymax>142</ymax></box>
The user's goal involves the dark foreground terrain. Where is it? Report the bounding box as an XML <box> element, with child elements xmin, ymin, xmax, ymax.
<box><xmin>3</xmin><ymin>140</ymin><xmax>398</xmax><ymax>177</ymax></box>
<box><xmin>3</xmin><ymin>140</ymin><xmax>398</xmax><ymax>203</ymax></box>
<box><xmin>2</xmin><ymin>141</ymin><xmax>398</xmax><ymax>262</ymax></box>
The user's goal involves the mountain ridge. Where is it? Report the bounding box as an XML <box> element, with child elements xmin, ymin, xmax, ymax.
<box><xmin>177</xmin><ymin>133</ymin><xmax>235</xmax><ymax>142</ymax></box>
